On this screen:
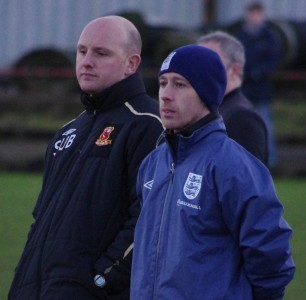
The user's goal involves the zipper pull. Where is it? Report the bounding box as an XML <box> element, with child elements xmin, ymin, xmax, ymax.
<box><xmin>170</xmin><ymin>162</ymin><xmax>175</xmax><ymax>182</ymax></box>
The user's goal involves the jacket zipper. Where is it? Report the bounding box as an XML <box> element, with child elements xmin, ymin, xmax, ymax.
<box><xmin>152</xmin><ymin>161</ymin><xmax>175</xmax><ymax>299</ymax></box>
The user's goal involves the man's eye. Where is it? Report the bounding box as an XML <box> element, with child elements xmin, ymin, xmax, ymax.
<box><xmin>175</xmin><ymin>82</ymin><xmax>184</xmax><ymax>88</ymax></box>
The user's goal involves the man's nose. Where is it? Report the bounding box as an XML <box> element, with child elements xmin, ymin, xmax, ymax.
<box><xmin>159</xmin><ymin>86</ymin><xmax>173</xmax><ymax>102</ymax></box>
<box><xmin>81</xmin><ymin>52</ymin><xmax>94</xmax><ymax>67</ymax></box>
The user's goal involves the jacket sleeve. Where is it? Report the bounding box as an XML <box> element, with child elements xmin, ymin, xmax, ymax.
<box><xmin>219</xmin><ymin>157</ymin><xmax>295</xmax><ymax>299</ymax></box>
<box><xmin>94</xmin><ymin>116</ymin><xmax>163</xmax><ymax>294</ymax></box>
<box><xmin>32</xmin><ymin>129</ymin><xmax>62</xmax><ymax>220</ymax></box>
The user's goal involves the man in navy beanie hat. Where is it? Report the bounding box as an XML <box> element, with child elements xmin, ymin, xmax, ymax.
<box><xmin>159</xmin><ymin>44</ymin><xmax>226</xmax><ymax>113</ymax></box>
<box><xmin>131</xmin><ymin>44</ymin><xmax>295</xmax><ymax>299</ymax></box>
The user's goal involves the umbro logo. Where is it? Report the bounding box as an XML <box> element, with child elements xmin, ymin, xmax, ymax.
<box><xmin>63</xmin><ymin>128</ymin><xmax>76</xmax><ymax>136</ymax></box>
<box><xmin>144</xmin><ymin>180</ymin><xmax>154</xmax><ymax>190</ymax></box>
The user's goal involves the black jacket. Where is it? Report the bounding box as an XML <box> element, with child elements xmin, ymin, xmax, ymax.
<box><xmin>219</xmin><ymin>88</ymin><xmax>268</xmax><ymax>165</ymax></box>
<box><xmin>9</xmin><ymin>72</ymin><xmax>163</xmax><ymax>299</ymax></box>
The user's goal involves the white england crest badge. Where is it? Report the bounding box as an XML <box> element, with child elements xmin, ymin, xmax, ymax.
<box><xmin>183</xmin><ymin>172</ymin><xmax>202</xmax><ymax>200</ymax></box>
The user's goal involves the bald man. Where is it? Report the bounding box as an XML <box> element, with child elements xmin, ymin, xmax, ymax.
<box><xmin>9</xmin><ymin>16</ymin><xmax>163</xmax><ymax>300</ymax></box>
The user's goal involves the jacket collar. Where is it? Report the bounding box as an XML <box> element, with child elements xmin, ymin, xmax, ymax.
<box><xmin>223</xmin><ymin>88</ymin><xmax>240</xmax><ymax>103</ymax></box>
<box><xmin>80</xmin><ymin>72</ymin><xmax>146</xmax><ymax>112</ymax></box>
<box><xmin>164</xmin><ymin>113</ymin><xmax>224</xmax><ymax>156</ymax></box>
<box><xmin>164</xmin><ymin>112</ymin><xmax>220</xmax><ymax>138</ymax></box>
<box><xmin>179</xmin><ymin>112</ymin><xmax>220</xmax><ymax>137</ymax></box>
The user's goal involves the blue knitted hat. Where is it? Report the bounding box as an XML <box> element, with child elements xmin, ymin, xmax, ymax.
<box><xmin>159</xmin><ymin>44</ymin><xmax>227</xmax><ymax>112</ymax></box>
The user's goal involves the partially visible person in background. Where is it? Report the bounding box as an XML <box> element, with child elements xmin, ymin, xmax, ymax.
<box><xmin>9</xmin><ymin>15</ymin><xmax>163</xmax><ymax>300</ymax></box>
<box><xmin>235</xmin><ymin>1</ymin><xmax>281</xmax><ymax>167</ymax></box>
<box><xmin>197</xmin><ymin>31</ymin><xmax>268</xmax><ymax>165</ymax></box>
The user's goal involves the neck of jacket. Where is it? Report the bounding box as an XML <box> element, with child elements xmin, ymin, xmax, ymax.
<box><xmin>80</xmin><ymin>72</ymin><xmax>146</xmax><ymax>113</ymax></box>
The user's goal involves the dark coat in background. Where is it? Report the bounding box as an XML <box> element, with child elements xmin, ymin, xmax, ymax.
<box><xmin>220</xmin><ymin>88</ymin><xmax>268</xmax><ymax>165</ymax></box>
<box><xmin>235</xmin><ymin>24</ymin><xmax>281</xmax><ymax>104</ymax></box>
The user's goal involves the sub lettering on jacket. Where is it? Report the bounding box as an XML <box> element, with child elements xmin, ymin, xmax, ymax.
<box><xmin>54</xmin><ymin>128</ymin><xmax>77</xmax><ymax>153</ymax></box>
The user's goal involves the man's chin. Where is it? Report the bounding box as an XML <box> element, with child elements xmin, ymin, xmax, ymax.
<box><xmin>80</xmin><ymin>86</ymin><xmax>99</xmax><ymax>95</ymax></box>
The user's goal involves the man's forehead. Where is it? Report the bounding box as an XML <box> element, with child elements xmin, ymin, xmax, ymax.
<box><xmin>79</xmin><ymin>21</ymin><xmax>126</xmax><ymax>44</ymax></box>
<box><xmin>160</xmin><ymin>73</ymin><xmax>187</xmax><ymax>81</ymax></box>
<box><xmin>84</xmin><ymin>18</ymin><xmax>125</xmax><ymax>35</ymax></box>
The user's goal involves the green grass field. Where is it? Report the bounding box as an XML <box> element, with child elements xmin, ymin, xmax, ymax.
<box><xmin>0</xmin><ymin>172</ymin><xmax>305</xmax><ymax>299</ymax></box>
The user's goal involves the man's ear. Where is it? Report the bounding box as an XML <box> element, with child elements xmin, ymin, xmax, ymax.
<box><xmin>125</xmin><ymin>54</ymin><xmax>141</xmax><ymax>75</ymax></box>
<box><xmin>231</xmin><ymin>63</ymin><xmax>241</xmax><ymax>77</ymax></box>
